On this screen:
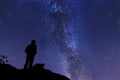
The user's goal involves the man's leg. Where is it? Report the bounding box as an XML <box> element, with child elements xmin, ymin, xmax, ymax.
<box><xmin>24</xmin><ymin>55</ymin><xmax>30</xmax><ymax>69</ymax></box>
<box><xmin>29</xmin><ymin>55</ymin><xmax>34</xmax><ymax>68</ymax></box>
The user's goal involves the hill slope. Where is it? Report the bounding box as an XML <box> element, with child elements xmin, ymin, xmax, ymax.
<box><xmin>0</xmin><ymin>63</ymin><xmax>70</xmax><ymax>80</ymax></box>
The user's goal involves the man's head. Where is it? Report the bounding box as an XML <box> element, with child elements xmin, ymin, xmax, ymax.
<box><xmin>31</xmin><ymin>40</ymin><xmax>36</xmax><ymax>44</ymax></box>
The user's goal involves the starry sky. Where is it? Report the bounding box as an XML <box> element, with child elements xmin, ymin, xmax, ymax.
<box><xmin>0</xmin><ymin>0</ymin><xmax>120</xmax><ymax>80</ymax></box>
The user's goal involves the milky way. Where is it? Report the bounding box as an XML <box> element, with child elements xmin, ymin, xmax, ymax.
<box><xmin>47</xmin><ymin>0</ymin><xmax>93</xmax><ymax>80</ymax></box>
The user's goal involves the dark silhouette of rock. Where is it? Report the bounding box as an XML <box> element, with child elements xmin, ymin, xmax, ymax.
<box><xmin>0</xmin><ymin>63</ymin><xmax>70</xmax><ymax>80</ymax></box>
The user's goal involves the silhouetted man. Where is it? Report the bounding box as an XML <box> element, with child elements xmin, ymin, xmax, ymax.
<box><xmin>24</xmin><ymin>40</ymin><xmax>37</xmax><ymax>69</ymax></box>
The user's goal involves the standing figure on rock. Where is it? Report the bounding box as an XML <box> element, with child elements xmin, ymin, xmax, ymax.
<box><xmin>24</xmin><ymin>40</ymin><xmax>37</xmax><ymax>69</ymax></box>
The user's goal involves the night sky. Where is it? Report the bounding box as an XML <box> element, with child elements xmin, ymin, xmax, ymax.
<box><xmin>0</xmin><ymin>0</ymin><xmax>120</xmax><ymax>80</ymax></box>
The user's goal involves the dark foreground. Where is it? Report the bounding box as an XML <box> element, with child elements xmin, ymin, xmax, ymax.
<box><xmin>0</xmin><ymin>63</ymin><xmax>70</xmax><ymax>80</ymax></box>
